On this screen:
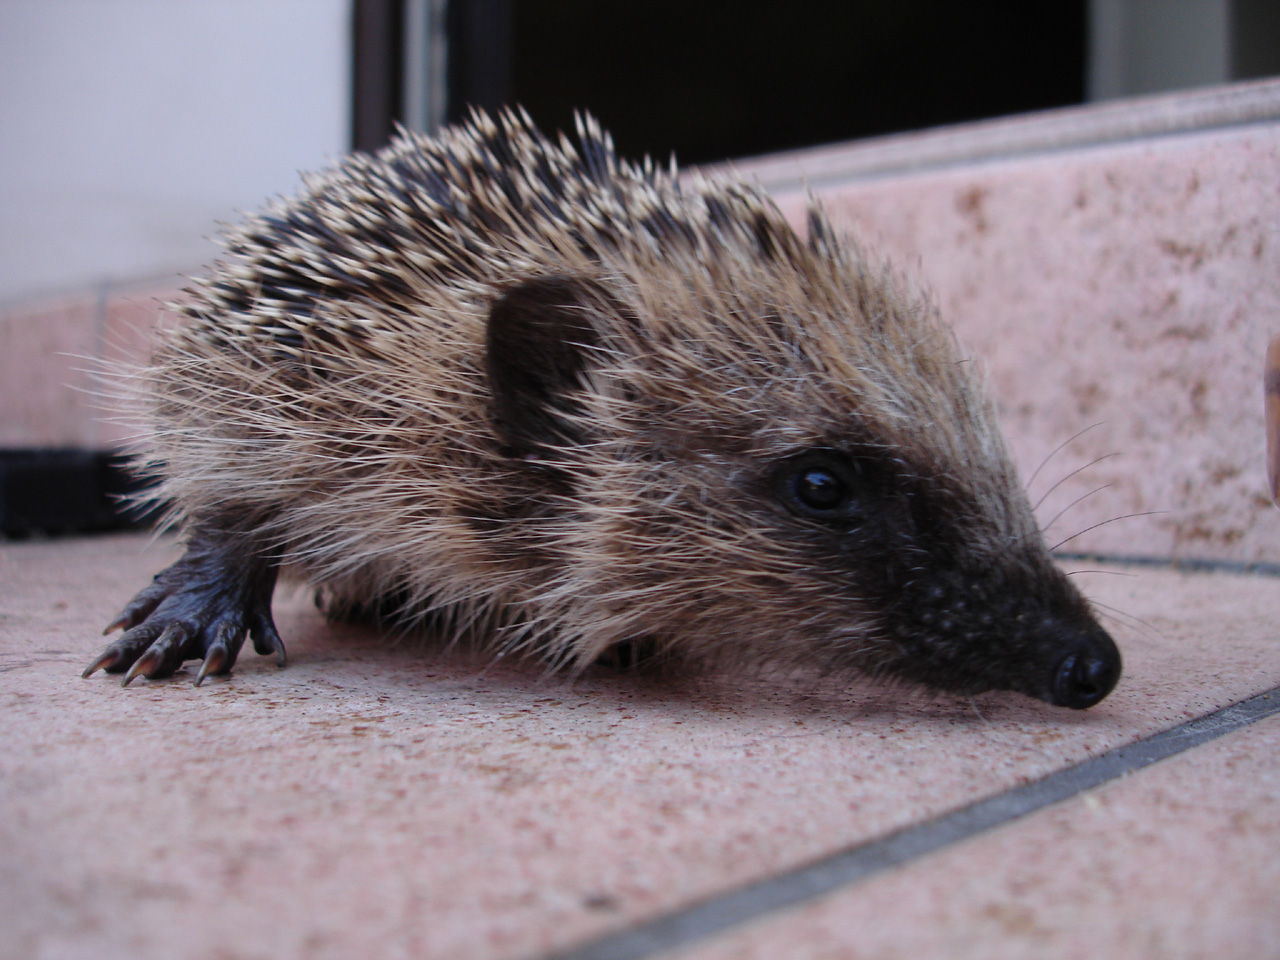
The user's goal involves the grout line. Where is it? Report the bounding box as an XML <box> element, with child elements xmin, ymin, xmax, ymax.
<box><xmin>543</xmin><ymin>687</ymin><xmax>1280</xmax><ymax>960</ymax></box>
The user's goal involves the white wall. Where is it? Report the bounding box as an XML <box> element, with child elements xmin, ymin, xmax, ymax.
<box><xmin>0</xmin><ymin>0</ymin><xmax>350</xmax><ymax>305</ymax></box>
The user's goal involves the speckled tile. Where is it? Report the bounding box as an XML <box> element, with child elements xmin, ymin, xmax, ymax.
<box><xmin>5</xmin><ymin>83</ymin><xmax>1280</xmax><ymax>960</ymax></box>
<box><xmin>672</xmin><ymin>712</ymin><xmax>1280</xmax><ymax>960</ymax></box>
<box><xmin>7</xmin><ymin>107</ymin><xmax>1279</xmax><ymax>566</ymax></box>
<box><xmin>2</xmin><ymin>533</ymin><xmax>1278</xmax><ymax>960</ymax></box>
<box><xmin>0</xmin><ymin>282</ymin><xmax>174</xmax><ymax>450</ymax></box>
<box><xmin>763</xmin><ymin>121</ymin><xmax>1280</xmax><ymax>565</ymax></box>
<box><xmin>0</xmin><ymin>293</ymin><xmax>99</xmax><ymax>448</ymax></box>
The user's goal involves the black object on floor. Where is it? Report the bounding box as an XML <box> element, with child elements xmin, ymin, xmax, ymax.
<box><xmin>0</xmin><ymin>449</ymin><xmax>158</xmax><ymax>537</ymax></box>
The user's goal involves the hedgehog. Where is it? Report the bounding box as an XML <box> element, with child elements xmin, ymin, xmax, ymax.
<box><xmin>82</xmin><ymin>107</ymin><xmax>1121</xmax><ymax>709</ymax></box>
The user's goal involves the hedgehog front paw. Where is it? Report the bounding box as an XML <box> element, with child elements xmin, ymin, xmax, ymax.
<box><xmin>83</xmin><ymin>535</ymin><xmax>284</xmax><ymax>686</ymax></box>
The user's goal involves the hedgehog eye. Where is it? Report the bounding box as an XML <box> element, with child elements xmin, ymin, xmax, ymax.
<box><xmin>776</xmin><ymin>450</ymin><xmax>859</xmax><ymax>519</ymax></box>
<box><xmin>794</xmin><ymin>467</ymin><xmax>846</xmax><ymax>512</ymax></box>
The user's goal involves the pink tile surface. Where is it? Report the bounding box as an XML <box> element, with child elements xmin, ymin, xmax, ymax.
<box><xmin>677</xmin><ymin>713</ymin><xmax>1280</xmax><ymax>960</ymax></box>
<box><xmin>0</xmin><ymin>293</ymin><xmax>98</xmax><ymax>447</ymax></box>
<box><xmin>0</xmin><ymin>283</ymin><xmax>174</xmax><ymax>450</ymax></box>
<box><xmin>766</xmin><ymin>122</ymin><xmax>1280</xmax><ymax>564</ymax></box>
<box><xmin>4</xmin><ymin>87</ymin><xmax>1279</xmax><ymax>958</ymax></box>
<box><xmin>6</xmin><ymin>100</ymin><xmax>1277</xmax><ymax>571</ymax></box>
<box><xmin>2</xmin><ymin>533</ymin><xmax>1279</xmax><ymax>959</ymax></box>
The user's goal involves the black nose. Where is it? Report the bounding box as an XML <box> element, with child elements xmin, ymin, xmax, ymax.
<box><xmin>1049</xmin><ymin>633</ymin><xmax>1121</xmax><ymax>709</ymax></box>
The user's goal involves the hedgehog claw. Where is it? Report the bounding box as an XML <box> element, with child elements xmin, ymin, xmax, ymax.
<box><xmin>251</xmin><ymin>613</ymin><xmax>287</xmax><ymax>667</ymax></box>
<box><xmin>123</xmin><ymin>647</ymin><xmax>164</xmax><ymax>686</ymax></box>
<box><xmin>81</xmin><ymin>649</ymin><xmax>121</xmax><ymax>678</ymax></box>
<box><xmin>84</xmin><ymin>532</ymin><xmax>282</xmax><ymax>689</ymax></box>
<box><xmin>195</xmin><ymin>643</ymin><xmax>229</xmax><ymax>686</ymax></box>
<box><xmin>103</xmin><ymin>575</ymin><xmax>173</xmax><ymax>636</ymax></box>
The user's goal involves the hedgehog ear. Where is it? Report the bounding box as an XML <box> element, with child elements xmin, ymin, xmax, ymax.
<box><xmin>485</xmin><ymin>276</ymin><xmax>605</xmax><ymax>456</ymax></box>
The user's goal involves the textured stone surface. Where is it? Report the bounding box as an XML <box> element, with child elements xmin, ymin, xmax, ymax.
<box><xmin>7</xmin><ymin>83</ymin><xmax>1280</xmax><ymax>960</ymax></box>
<box><xmin>676</xmin><ymin>713</ymin><xmax>1280</xmax><ymax>960</ymax></box>
<box><xmin>0</xmin><ymin>292</ymin><xmax>98</xmax><ymax>448</ymax></box>
<box><xmin>7</xmin><ymin>102</ymin><xmax>1279</xmax><ymax>566</ymax></box>
<box><xmin>766</xmin><ymin>122</ymin><xmax>1280</xmax><ymax>563</ymax></box>
<box><xmin>2</xmin><ymin>533</ymin><xmax>1279</xmax><ymax>960</ymax></box>
<box><xmin>11</xmin><ymin>125</ymin><xmax>1280</xmax><ymax>560</ymax></box>
<box><xmin>0</xmin><ymin>281</ymin><xmax>177</xmax><ymax>449</ymax></box>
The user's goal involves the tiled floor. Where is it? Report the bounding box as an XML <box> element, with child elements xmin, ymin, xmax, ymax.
<box><xmin>2</xmin><ymin>532</ymin><xmax>1278</xmax><ymax>960</ymax></box>
<box><xmin>675</xmin><ymin>712</ymin><xmax>1280</xmax><ymax>960</ymax></box>
<box><xmin>6</xmin><ymin>81</ymin><xmax>1280</xmax><ymax>960</ymax></box>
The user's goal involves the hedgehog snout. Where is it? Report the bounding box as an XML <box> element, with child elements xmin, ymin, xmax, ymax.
<box><xmin>884</xmin><ymin>571</ymin><xmax>1121</xmax><ymax>708</ymax></box>
<box><xmin>1044</xmin><ymin>626</ymin><xmax>1121</xmax><ymax>709</ymax></box>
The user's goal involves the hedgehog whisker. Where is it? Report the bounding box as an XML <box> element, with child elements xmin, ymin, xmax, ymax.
<box><xmin>1031</xmin><ymin>452</ymin><xmax>1120</xmax><ymax>514</ymax></box>
<box><xmin>1040</xmin><ymin>482</ymin><xmax>1113</xmax><ymax>535</ymax></box>
<box><xmin>1062</xmin><ymin>568</ymin><xmax>1138</xmax><ymax>578</ymax></box>
<box><xmin>1050</xmin><ymin>511</ymin><xmax>1166</xmax><ymax>552</ymax></box>
<box><xmin>1090</xmin><ymin>601</ymin><xmax>1160</xmax><ymax>641</ymax></box>
<box><xmin>1024</xmin><ymin>422</ymin><xmax>1107</xmax><ymax>494</ymax></box>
